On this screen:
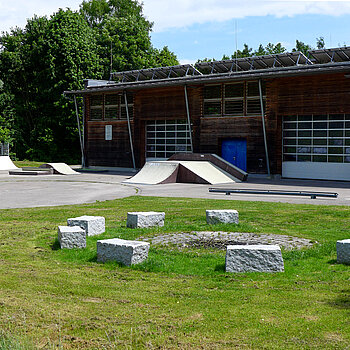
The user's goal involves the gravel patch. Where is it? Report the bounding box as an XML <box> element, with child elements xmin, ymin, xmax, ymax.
<box><xmin>141</xmin><ymin>231</ymin><xmax>315</xmax><ymax>250</ymax></box>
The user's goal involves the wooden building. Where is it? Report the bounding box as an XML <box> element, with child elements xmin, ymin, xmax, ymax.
<box><xmin>65</xmin><ymin>47</ymin><xmax>350</xmax><ymax>181</ymax></box>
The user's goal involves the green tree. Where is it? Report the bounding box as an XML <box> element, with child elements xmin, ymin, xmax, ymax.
<box><xmin>293</xmin><ymin>40</ymin><xmax>312</xmax><ymax>55</ymax></box>
<box><xmin>0</xmin><ymin>80</ymin><xmax>15</xmax><ymax>145</ymax></box>
<box><xmin>316</xmin><ymin>36</ymin><xmax>325</xmax><ymax>49</ymax></box>
<box><xmin>0</xmin><ymin>10</ymin><xmax>102</xmax><ymax>161</ymax></box>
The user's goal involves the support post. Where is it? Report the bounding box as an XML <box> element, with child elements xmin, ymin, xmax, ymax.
<box><xmin>124</xmin><ymin>91</ymin><xmax>136</xmax><ymax>169</ymax></box>
<box><xmin>74</xmin><ymin>95</ymin><xmax>85</xmax><ymax>168</ymax></box>
<box><xmin>258</xmin><ymin>79</ymin><xmax>270</xmax><ymax>176</ymax></box>
<box><xmin>184</xmin><ymin>85</ymin><xmax>193</xmax><ymax>153</ymax></box>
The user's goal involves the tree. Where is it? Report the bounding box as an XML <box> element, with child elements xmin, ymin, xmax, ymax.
<box><xmin>80</xmin><ymin>0</ymin><xmax>178</xmax><ymax>78</ymax></box>
<box><xmin>293</xmin><ymin>40</ymin><xmax>312</xmax><ymax>55</ymax></box>
<box><xmin>0</xmin><ymin>80</ymin><xmax>15</xmax><ymax>146</ymax></box>
<box><xmin>0</xmin><ymin>10</ymin><xmax>102</xmax><ymax>161</ymax></box>
<box><xmin>317</xmin><ymin>36</ymin><xmax>325</xmax><ymax>49</ymax></box>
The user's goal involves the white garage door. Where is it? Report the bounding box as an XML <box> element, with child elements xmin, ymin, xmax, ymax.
<box><xmin>146</xmin><ymin>120</ymin><xmax>192</xmax><ymax>161</ymax></box>
<box><xmin>282</xmin><ymin>114</ymin><xmax>350</xmax><ymax>181</ymax></box>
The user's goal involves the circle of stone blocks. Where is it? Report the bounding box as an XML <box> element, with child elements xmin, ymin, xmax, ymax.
<box><xmin>206</xmin><ymin>209</ymin><xmax>239</xmax><ymax>224</ymax></box>
<box><xmin>127</xmin><ymin>211</ymin><xmax>165</xmax><ymax>228</ymax></box>
<box><xmin>225</xmin><ymin>245</ymin><xmax>284</xmax><ymax>273</ymax></box>
<box><xmin>97</xmin><ymin>238</ymin><xmax>150</xmax><ymax>266</ymax></box>
<box><xmin>58</xmin><ymin>226</ymin><xmax>86</xmax><ymax>249</ymax></box>
<box><xmin>337</xmin><ymin>239</ymin><xmax>350</xmax><ymax>264</ymax></box>
<box><xmin>67</xmin><ymin>216</ymin><xmax>105</xmax><ymax>236</ymax></box>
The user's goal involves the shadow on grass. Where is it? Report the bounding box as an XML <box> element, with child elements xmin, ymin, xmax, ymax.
<box><xmin>327</xmin><ymin>259</ymin><xmax>338</xmax><ymax>264</ymax></box>
<box><xmin>214</xmin><ymin>263</ymin><xmax>225</xmax><ymax>272</ymax></box>
<box><xmin>328</xmin><ymin>291</ymin><xmax>350</xmax><ymax>309</ymax></box>
<box><xmin>88</xmin><ymin>254</ymin><xmax>97</xmax><ymax>263</ymax></box>
<box><xmin>51</xmin><ymin>239</ymin><xmax>60</xmax><ymax>251</ymax></box>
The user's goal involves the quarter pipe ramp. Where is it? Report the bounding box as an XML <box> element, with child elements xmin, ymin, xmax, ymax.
<box><xmin>0</xmin><ymin>156</ymin><xmax>18</xmax><ymax>170</ymax></box>
<box><xmin>40</xmin><ymin>163</ymin><xmax>80</xmax><ymax>175</ymax></box>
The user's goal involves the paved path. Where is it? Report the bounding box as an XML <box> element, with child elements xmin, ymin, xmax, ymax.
<box><xmin>0</xmin><ymin>170</ymin><xmax>349</xmax><ymax>209</ymax></box>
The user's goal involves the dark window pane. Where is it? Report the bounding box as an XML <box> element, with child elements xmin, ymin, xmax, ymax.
<box><xmin>313</xmin><ymin>139</ymin><xmax>327</xmax><ymax>145</ymax></box>
<box><xmin>284</xmin><ymin>147</ymin><xmax>296</xmax><ymax>153</ymax></box>
<box><xmin>284</xmin><ymin>130</ymin><xmax>296</xmax><ymax>137</ymax></box>
<box><xmin>224</xmin><ymin>100</ymin><xmax>244</xmax><ymax>115</ymax></box>
<box><xmin>346</xmin><ymin>140</ymin><xmax>350</xmax><ymax>146</ymax></box>
<box><xmin>204</xmin><ymin>101</ymin><xmax>221</xmax><ymax>115</ymax></box>
<box><xmin>298</xmin><ymin>115</ymin><xmax>312</xmax><ymax>121</ymax></box>
<box><xmin>314</xmin><ymin>122</ymin><xmax>327</xmax><ymax>129</ymax></box>
<box><xmin>329</xmin><ymin>122</ymin><xmax>344</xmax><ymax>129</ymax></box>
<box><xmin>299</xmin><ymin>122</ymin><xmax>312</xmax><ymax>129</ymax></box>
<box><xmin>90</xmin><ymin>95</ymin><xmax>103</xmax><ymax>106</ymax></box>
<box><xmin>328</xmin><ymin>139</ymin><xmax>343</xmax><ymax>146</ymax></box>
<box><xmin>313</xmin><ymin>115</ymin><xmax>327</xmax><ymax>121</ymax></box>
<box><xmin>204</xmin><ymin>85</ymin><xmax>221</xmax><ymax>99</ymax></box>
<box><xmin>312</xmin><ymin>147</ymin><xmax>327</xmax><ymax>154</ymax></box>
<box><xmin>329</xmin><ymin>130</ymin><xmax>343</xmax><ymax>137</ymax></box>
<box><xmin>328</xmin><ymin>155</ymin><xmax>343</xmax><ymax>163</ymax></box>
<box><xmin>247</xmin><ymin>81</ymin><xmax>260</xmax><ymax>96</ymax></box>
<box><xmin>328</xmin><ymin>147</ymin><xmax>343</xmax><ymax>154</ymax></box>
<box><xmin>345</xmin><ymin>147</ymin><xmax>350</xmax><ymax>154</ymax></box>
<box><xmin>298</xmin><ymin>139</ymin><xmax>312</xmax><ymax>145</ymax></box>
<box><xmin>284</xmin><ymin>138</ymin><xmax>296</xmax><ymax>145</ymax></box>
<box><xmin>284</xmin><ymin>154</ymin><xmax>296</xmax><ymax>161</ymax></box>
<box><xmin>225</xmin><ymin>83</ymin><xmax>244</xmax><ymax>98</ymax></box>
<box><xmin>313</xmin><ymin>155</ymin><xmax>327</xmax><ymax>162</ymax></box>
<box><xmin>247</xmin><ymin>99</ymin><xmax>263</xmax><ymax>114</ymax></box>
<box><xmin>90</xmin><ymin>108</ymin><xmax>103</xmax><ymax>120</ymax></box>
<box><xmin>297</xmin><ymin>155</ymin><xmax>311</xmax><ymax>161</ymax></box>
<box><xmin>329</xmin><ymin>114</ymin><xmax>344</xmax><ymax>120</ymax></box>
<box><xmin>284</xmin><ymin>123</ymin><xmax>297</xmax><ymax>129</ymax></box>
<box><xmin>105</xmin><ymin>94</ymin><xmax>119</xmax><ymax>106</ymax></box>
<box><xmin>345</xmin><ymin>156</ymin><xmax>350</xmax><ymax>163</ymax></box>
<box><xmin>313</xmin><ymin>130</ymin><xmax>327</xmax><ymax>137</ymax></box>
<box><xmin>298</xmin><ymin>130</ymin><xmax>311</xmax><ymax>137</ymax></box>
<box><xmin>297</xmin><ymin>147</ymin><xmax>311</xmax><ymax>153</ymax></box>
<box><xmin>105</xmin><ymin>107</ymin><xmax>118</xmax><ymax>119</ymax></box>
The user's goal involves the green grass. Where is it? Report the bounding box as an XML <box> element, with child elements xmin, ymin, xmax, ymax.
<box><xmin>0</xmin><ymin>196</ymin><xmax>349</xmax><ymax>349</ymax></box>
<box><xmin>13</xmin><ymin>160</ymin><xmax>45</xmax><ymax>168</ymax></box>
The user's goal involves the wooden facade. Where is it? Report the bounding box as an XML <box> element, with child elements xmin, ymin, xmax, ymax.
<box><xmin>83</xmin><ymin>71</ymin><xmax>350</xmax><ymax>176</ymax></box>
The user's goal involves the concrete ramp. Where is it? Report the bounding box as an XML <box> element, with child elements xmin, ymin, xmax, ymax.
<box><xmin>123</xmin><ymin>161</ymin><xmax>235</xmax><ymax>185</ymax></box>
<box><xmin>0</xmin><ymin>156</ymin><xmax>18</xmax><ymax>170</ymax></box>
<box><xmin>178</xmin><ymin>161</ymin><xmax>235</xmax><ymax>184</ymax></box>
<box><xmin>40</xmin><ymin>163</ymin><xmax>79</xmax><ymax>175</ymax></box>
<box><xmin>124</xmin><ymin>161</ymin><xmax>179</xmax><ymax>184</ymax></box>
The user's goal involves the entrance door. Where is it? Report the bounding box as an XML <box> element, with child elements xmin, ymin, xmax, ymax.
<box><xmin>221</xmin><ymin>139</ymin><xmax>247</xmax><ymax>171</ymax></box>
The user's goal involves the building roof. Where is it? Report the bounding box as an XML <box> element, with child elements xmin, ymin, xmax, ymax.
<box><xmin>64</xmin><ymin>47</ymin><xmax>350</xmax><ymax>95</ymax></box>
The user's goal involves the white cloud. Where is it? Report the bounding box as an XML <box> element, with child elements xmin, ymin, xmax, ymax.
<box><xmin>142</xmin><ymin>0</ymin><xmax>350</xmax><ymax>32</ymax></box>
<box><xmin>0</xmin><ymin>0</ymin><xmax>82</xmax><ymax>32</ymax></box>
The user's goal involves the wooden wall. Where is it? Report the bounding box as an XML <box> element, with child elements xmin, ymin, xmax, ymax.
<box><xmin>84</xmin><ymin>72</ymin><xmax>350</xmax><ymax>173</ymax></box>
<box><xmin>266</xmin><ymin>72</ymin><xmax>350</xmax><ymax>173</ymax></box>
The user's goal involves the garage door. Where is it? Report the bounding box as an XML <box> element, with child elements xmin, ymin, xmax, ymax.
<box><xmin>282</xmin><ymin>114</ymin><xmax>350</xmax><ymax>181</ymax></box>
<box><xmin>146</xmin><ymin>120</ymin><xmax>192</xmax><ymax>161</ymax></box>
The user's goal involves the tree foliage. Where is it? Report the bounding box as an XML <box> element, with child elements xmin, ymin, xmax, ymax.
<box><xmin>0</xmin><ymin>0</ymin><xmax>178</xmax><ymax>162</ymax></box>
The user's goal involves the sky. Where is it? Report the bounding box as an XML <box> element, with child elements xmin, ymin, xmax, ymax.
<box><xmin>0</xmin><ymin>0</ymin><xmax>349</xmax><ymax>64</ymax></box>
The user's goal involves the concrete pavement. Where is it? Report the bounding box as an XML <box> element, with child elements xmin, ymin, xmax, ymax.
<box><xmin>0</xmin><ymin>170</ymin><xmax>349</xmax><ymax>209</ymax></box>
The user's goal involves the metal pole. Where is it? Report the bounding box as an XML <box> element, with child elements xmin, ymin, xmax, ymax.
<box><xmin>258</xmin><ymin>79</ymin><xmax>270</xmax><ymax>176</ymax></box>
<box><xmin>124</xmin><ymin>91</ymin><xmax>136</xmax><ymax>169</ymax></box>
<box><xmin>184</xmin><ymin>85</ymin><xmax>193</xmax><ymax>152</ymax></box>
<box><xmin>74</xmin><ymin>95</ymin><xmax>85</xmax><ymax>168</ymax></box>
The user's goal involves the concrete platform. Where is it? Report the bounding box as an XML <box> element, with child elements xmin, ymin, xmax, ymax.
<box><xmin>0</xmin><ymin>169</ymin><xmax>350</xmax><ymax>209</ymax></box>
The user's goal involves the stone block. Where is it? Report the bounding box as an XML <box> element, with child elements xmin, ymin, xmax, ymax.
<box><xmin>97</xmin><ymin>238</ymin><xmax>150</xmax><ymax>266</ymax></box>
<box><xmin>206</xmin><ymin>209</ymin><xmax>239</xmax><ymax>224</ymax></box>
<box><xmin>58</xmin><ymin>226</ymin><xmax>86</xmax><ymax>249</ymax></box>
<box><xmin>127</xmin><ymin>212</ymin><xmax>165</xmax><ymax>228</ymax></box>
<box><xmin>337</xmin><ymin>239</ymin><xmax>350</xmax><ymax>264</ymax></box>
<box><xmin>67</xmin><ymin>216</ymin><xmax>105</xmax><ymax>236</ymax></box>
<box><xmin>225</xmin><ymin>245</ymin><xmax>284</xmax><ymax>273</ymax></box>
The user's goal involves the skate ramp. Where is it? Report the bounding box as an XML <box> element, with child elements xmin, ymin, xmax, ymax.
<box><xmin>123</xmin><ymin>161</ymin><xmax>236</xmax><ymax>185</ymax></box>
<box><xmin>0</xmin><ymin>156</ymin><xmax>18</xmax><ymax>170</ymax></box>
<box><xmin>123</xmin><ymin>161</ymin><xmax>179</xmax><ymax>184</ymax></box>
<box><xmin>40</xmin><ymin>163</ymin><xmax>79</xmax><ymax>175</ymax></box>
<box><xmin>178</xmin><ymin>161</ymin><xmax>235</xmax><ymax>184</ymax></box>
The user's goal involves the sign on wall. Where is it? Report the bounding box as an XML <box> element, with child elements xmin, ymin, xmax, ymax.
<box><xmin>105</xmin><ymin>125</ymin><xmax>112</xmax><ymax>140</ymax></box>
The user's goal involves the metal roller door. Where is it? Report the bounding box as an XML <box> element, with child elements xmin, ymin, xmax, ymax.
<box><xmin>282</xmin><ymin>114</ymin><xmax>350</xmax><ymax>181</ymax></box>
<box><xmin>146</xmin><ymin>120</ymin><xmax>192</xmax><ymax>161</ymax></box>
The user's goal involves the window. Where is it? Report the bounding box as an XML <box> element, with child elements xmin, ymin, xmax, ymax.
<box><xmin>283</xmin><ymin>114</ymin><xmax>350</xmax><ymax>163</ymax></box>
<box><xmin>203</xmin><ymin>81</ymin><xmax>265</xmax><ymax>117</ymax></box>
<box><xmin>89</xmin><ymin>93</ymin><xmax>133</xmax><ymax>120</ymax></box>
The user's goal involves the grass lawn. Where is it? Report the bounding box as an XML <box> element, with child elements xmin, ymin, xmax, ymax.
<box><xmin>0</xmin><ymin>196</ymin><xmax>349</xmax><ymax>349</ymax></box>
<box><xmin>13</xmin><ymin>160</ymin><xmax>45</xmax><ymax>168</ymax></box>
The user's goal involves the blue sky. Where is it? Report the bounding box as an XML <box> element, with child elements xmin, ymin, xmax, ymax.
<box><xmin>150</xmin><ymin>13</ymin><xmax>350</xmax><ymax>63</ymax></box>
<box><xmin>1</xmin><ymin>0</ymin><xmax>350</xmax><ymax>64</ymax></box>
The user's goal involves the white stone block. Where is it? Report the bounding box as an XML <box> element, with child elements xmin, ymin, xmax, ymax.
<box><xmin>58</xmin><ymin>226</ymin><xmax>86</xmax><ymax>249</ymax></box>
<box><xmin>337</xmin><ymin>239</ymin><xmax>350</xmax><ymax>264</ymax></box>
<box><xmin>127</xmin><ymin>212</ymin><xmax>165</xmax><ymax>228</ymax></box>
<box><xmin>206</xmin><ymin>209</ymin><xmax>239</xmax><ymax>224</ymax></box>
<box><xmin>67</xmin><ymin>216</ymin><xmax>105</xmax><ymax>236</ymax></box>
<box><xmin>97</xmin><ymin>238</ymin><xmax>150</xmax><ymax>266</ymax></box>
<box><xmin>225</xmin><ymin>245</ymin><xmax>284</xmax><ymax>273</ymax></box>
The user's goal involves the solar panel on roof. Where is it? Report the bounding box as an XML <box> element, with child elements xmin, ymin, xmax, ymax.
<box><xmin>110</xmin><ymin>64</ymin><xmax>202</xmax><ymax>83</ymax></box>
<box><xmin>195</xmin><ymin>52</ymin><xmax>312</xmax><ymax>74</ymax></box>
<box><xmin>308</xmin><ymin>47</ymin><xmax>350</xmax><ymax>64</ymax></box>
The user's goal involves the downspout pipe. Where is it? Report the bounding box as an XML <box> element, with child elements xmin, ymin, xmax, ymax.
<box><xmin>184</xmin><ymin>85</ymin><xmax>193</xmax><ymax>153</ymax></box>
<box><xmin>258</xmin><ymin>79</ymin><xmax>271</xmax><ymax>176</ymax></box>
<box><xmin>124</xmin><ymin>91</ymin><xmax>136</xmax><ymax>169</ymax></box>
